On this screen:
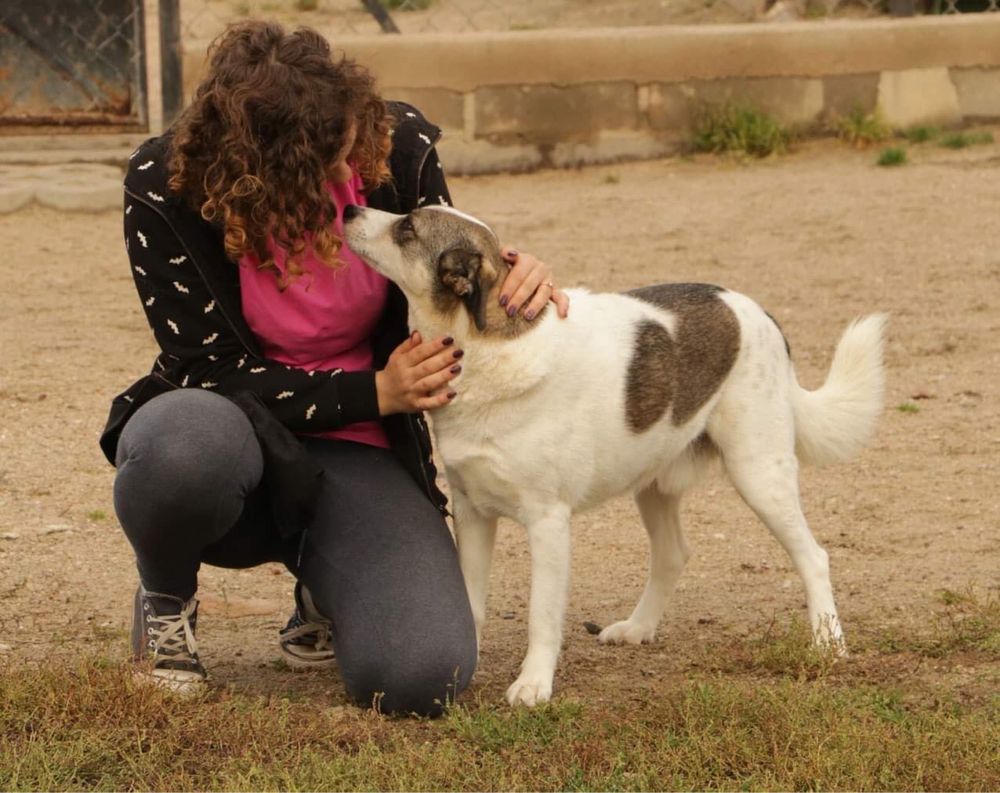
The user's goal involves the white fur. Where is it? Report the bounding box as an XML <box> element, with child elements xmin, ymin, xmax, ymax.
<box><xmin>344</xmin><ymin>207</ymin><xmax>887</xmax><ymax>707</ymax></box>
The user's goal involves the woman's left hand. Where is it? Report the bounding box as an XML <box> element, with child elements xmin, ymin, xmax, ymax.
<box><xmin>498</xmin><ymin>247</ymin><xmax>570</xmax><ymax>321</ymax></box>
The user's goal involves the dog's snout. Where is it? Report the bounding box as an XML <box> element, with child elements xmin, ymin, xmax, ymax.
<box><xmin>342</xmin><ymin>204</ymin><xmax>363</xmax><ymax>222</ymax></box>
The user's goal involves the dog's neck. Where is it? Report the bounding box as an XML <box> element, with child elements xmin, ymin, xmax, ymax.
<box><xmin>408</xmin><ymin>288</ymin><xmax>553</xmax><ymax>410</ymax></box>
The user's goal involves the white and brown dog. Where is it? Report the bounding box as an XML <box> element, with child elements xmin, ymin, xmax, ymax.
<box><xmin>343</xmin><ymin>203</ymin><xmax>887</xmax><ymax>707</ymax></box>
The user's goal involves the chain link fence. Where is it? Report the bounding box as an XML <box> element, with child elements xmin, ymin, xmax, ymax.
<box><xmin>176</xmin><ymin>0</ymin><xmax>998</xmax><ymax>43</ymax></box>
<box><xmin>0</xmin><ymin>0</ymin><xmax>147</xmax><ymax>128</ymax></box>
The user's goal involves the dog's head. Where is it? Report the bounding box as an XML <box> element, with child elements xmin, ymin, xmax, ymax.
<box><xmin>342</xmin><ymin>204</ymin><xmax>503</xmax><ymax>333</ymax></box>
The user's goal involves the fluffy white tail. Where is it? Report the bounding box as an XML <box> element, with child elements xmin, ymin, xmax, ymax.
<box><xmin>792</xmin><ymin>314</ymin><xmax>888</xmax><ymax>465</ymax></box>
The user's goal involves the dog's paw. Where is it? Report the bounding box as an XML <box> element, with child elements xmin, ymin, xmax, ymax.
<box><xmin>597</xmin><ymin>620</ymin><xmax>655</xmax><ymax>645</ymax></box>
<box><xmin>505</xmin><ymin>676</ymin><xmax>553</xmax><ymax>707</ymax></box>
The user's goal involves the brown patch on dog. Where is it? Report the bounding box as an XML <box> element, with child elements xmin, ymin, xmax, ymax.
<box><xmin>626</xmin><ymin>320</ymin><xmax>676</xmax><ymax>432</ymax></box>
<box><xmin>624</xmin><ymin>283</ymin><xmax>741</xmax><ymax>432</ymax></box>
<box><xmin>478</xmin><ymin>277</ymin><xmax>549</xmax><ymax>339</ymax></box>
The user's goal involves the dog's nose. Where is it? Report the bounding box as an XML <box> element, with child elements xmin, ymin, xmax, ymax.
<box><xmin>342</xmin><ymin>204</ymin><xmax>362</xmax><ymax>221</ymax></box>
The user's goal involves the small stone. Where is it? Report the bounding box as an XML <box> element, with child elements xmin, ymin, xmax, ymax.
<box><xmin>41</xmin><ymin>524</ymin><xmax>73</xmax><ymax>535</ymax></box>
<box><xmin>0</xmin><ymin>643</ymin><xmax>11</xmax><ymax>653</ymax></box>
<box><xmin>0</xmin><ymin>532</ymin><xmax>18</xmax><ymax>540</ymax></box>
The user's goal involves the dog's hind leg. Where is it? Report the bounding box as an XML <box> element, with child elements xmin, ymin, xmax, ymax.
<box><xmin>453</xmin><ymin>490</ymin><xmax>498</xmax><ymax>655</ymax></box>
<box><xmin>716</xmin><ymin>421</ymin><xmax>846</xmax><ymax>651</ymax></box>
<box><xmin>599</xmin><ymin>485</ymin><xmax>688</xmax><ymax>646</ymax></box>
<box><xmin>506</xmin><ymin>503</ymin><xmax>572</xmax><ymax>707</ymax></box>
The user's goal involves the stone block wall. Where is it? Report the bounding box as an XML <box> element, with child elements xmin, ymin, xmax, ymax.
<box><xmin>182</xmin><ymin>16</ymin><xmax>1000</xmax><ymax>173</ymax></box>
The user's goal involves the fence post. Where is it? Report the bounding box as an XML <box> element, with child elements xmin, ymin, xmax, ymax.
<box><xmin>159</xmin><ymin>0</ymin><xmax>183</xmax><ymax>126</ymax></box>
<box><xmin>360</xmin><ymin>0</ymin><xmax>400</xmax><ymax>33</ymax></box>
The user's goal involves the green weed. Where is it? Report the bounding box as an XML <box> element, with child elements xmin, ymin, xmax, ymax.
<box><xmin>692</xmin><ymin>103</ymin><xmax>791</xmax><ymax>158</ymax></box>
<box><xmin>939</xmin><ymin>130</ymin><xmax>995</xmax><ymax>149</ymax></box>
<box><xmin>904</xmin><ymin>125</ymin><xmax>940</xmax><ymax>143</ymax></box>
<box><xmin>897</xmin><ymin>402</ymin><xmax>920</xmax><ymax>413</ymax></box>
<box><xmin>836</xmin><ymin>106</ymin><xmax>893</xmax><ymax>148</ymax></box>
<box><xmin>877</xmin><ymin>147</ymin><xmax>907</xmax><ymax>167</ymax></box>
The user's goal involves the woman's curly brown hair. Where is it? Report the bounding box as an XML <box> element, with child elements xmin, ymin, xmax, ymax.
<box><xmin>167</xmin><ymin>20</ymin><xmax>392</xmax><ymax>280</ymax></box>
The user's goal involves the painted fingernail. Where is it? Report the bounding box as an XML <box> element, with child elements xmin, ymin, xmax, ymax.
<box><xmin>442</xmin><ymin>336</ymin><xmax>454</xmax><ymax>346</ymax></box>
<box><xmin>447</xmin><ymin>391</ymin><xmax>457</xmax><ymax>399</ymax></box>
<box><xmin>450</xmin><ymin>364</ymin><xmax>462</xmax><ymax>374</ymax></box>
<box><xmin>507</xmin><ymin>305</ymin><xmax>517</xmax><ymax>317</ymax></box>
<box><xmin>524</xmin><ymin>309</ymin><xmax>535</xmax><ymax>320</ymax></box>
<box><xmin>499</xmin><ymin>294</ymin><xmax>509</xmax><ymax>307</ymax></box>
<box><xmin>453</xmin><ymin>349</ymin><xmax>465</xmax><ymax>359</ymax></box>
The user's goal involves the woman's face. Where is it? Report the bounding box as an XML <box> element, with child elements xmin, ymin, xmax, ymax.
<box><xmin>327</xmin><ymin>122</ymin><xmax>358</xmax><ymax>185</ymax></box>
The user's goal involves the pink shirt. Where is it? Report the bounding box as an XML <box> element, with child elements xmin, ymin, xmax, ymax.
<box><xmin>239</xmin><ymin>172</ymin><xmax>390</xmax><ymax>448</ymax></box>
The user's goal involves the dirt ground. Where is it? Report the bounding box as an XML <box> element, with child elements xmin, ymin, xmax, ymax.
<box><xmin>1</xmin><ymin>137</ymin><xmax>998</xmax><ymax>710</ymax></box>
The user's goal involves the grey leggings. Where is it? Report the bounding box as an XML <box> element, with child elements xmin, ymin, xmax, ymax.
<box><xmin>113</xmin><ymin>388</ymin><xmax>477</xmax><ymax>716</ymax></box>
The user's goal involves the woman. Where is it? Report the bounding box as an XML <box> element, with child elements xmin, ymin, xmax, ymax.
<box><xmin>100</xmin><ymin>20</ymin><xmax>568</xmax><ymax>716</ymax></box>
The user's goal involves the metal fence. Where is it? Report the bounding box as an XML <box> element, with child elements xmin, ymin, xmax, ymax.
<box><xmin>0</xmin><ymin>0</ymin><xmax>147</xmax><ymax>128</ymax></box>
<box><xmin>175</xmin><ymin>0</ymin><xmax>999</xmax><ymax>43</ymax></box>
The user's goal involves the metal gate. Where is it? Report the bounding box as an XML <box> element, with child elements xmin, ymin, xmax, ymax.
<box><xmin>0</xmin><ymin>0</ymin><xmax>147</xmax><ymax>129</ymax></box>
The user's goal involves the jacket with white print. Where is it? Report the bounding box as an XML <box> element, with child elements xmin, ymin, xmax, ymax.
<box><xmin>101</xmin><ymin>102</ymin><xmax>452</xmax><ymax>512</ymax></box>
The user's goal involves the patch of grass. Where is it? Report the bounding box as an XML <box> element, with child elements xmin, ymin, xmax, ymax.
<box><xmin>740</xmin><ymin>616</ymin><xmax>841</xmax><ymax>680</ymax></box>
<box><xmin>905</xmin><ymin>125</ymin><xmax>940</xmax><ymax>143</ymax></box>
<box><xmin>923</xmin><ymin>590</ymin><xmax>1000</xmax><ymax>657</ymax></box>
<box><xmin>692</xmin><ymin>103</ymin><xmax>791</xmax><ymax>158</ymax></box>
<box><xmin>85</xmin><ymin>509</ymin><xmax>107</xmax><ymax>522</ymax></box>
<box><xmin>380</xmin><ymin>0</ymin><xmax>432</xmax><ymax>10</ymax></box>
<box><xmin>2</xmin><ymin>656</ymin><xmax>998</xmax><ymax>791</ymax></box>
<box><xmin>877</xmin><ymin>147</ymin><xmax>907</xmax><ymax>167</ymax></box>
<box><xmin>939</xmin><ymin>130</ymin><xmax>995</xmax><ymax>149</ymax></box>
<box><xmin>293</xmin><ymin>0</ymin><xmax>319</xmax><ymax>9</ymax></box>
<box><xmin>601</xmin><ymin>173</ymin><xmax>620</xmax><ymax>185</ymax></box>
<box><xmin>897</xmin><ymin>402</ymin><xmax>920</xmax><ymax>413</ymax></box>
<box><xmin>836</xmin><ymin>106</ymin><xmax>893</xmax><ymax>148</ymax></box>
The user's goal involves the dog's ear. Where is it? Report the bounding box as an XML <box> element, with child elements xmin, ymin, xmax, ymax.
<box><xmin>438</xmin><ymin>247</ymin><xmax>489</xmax><ymax>331</ymax></box>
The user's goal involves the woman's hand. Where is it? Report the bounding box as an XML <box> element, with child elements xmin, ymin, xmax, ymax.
<box><xmin>497</xmin><ymin>247</ymin><xmax>570</xmax><ymax>321</ymax></box>
<box><xmin>375</xmin><ymin>331</ymin><xmax>463</xmax><ymax>415</ymax></box>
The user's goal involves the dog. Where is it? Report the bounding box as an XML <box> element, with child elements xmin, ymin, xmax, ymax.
<box><xmin>343</xmin><ymin>203</ymin><xmax>887</xmax><ymax>707</ymax></box>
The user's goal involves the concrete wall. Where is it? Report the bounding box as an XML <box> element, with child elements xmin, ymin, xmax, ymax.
<box><xmin>184</xmin><ymin>16</ymin><xmax>1000</xmax><ymax>173</ymax></box>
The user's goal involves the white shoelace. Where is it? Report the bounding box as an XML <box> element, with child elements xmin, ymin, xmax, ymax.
<box><xmin>282</xmin><ymin>618</ymin><xmax>332</xmax><ymax>650</ymax></box>
<box><xmin>147</xmin><ymin>599</ymin><xmax>199</xmax><ymax>661</ymax></box>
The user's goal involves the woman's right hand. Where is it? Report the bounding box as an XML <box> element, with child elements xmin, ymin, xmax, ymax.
<box><xmin>375</xmin><ymin>331</ymin><xmax>464</xmax><ymax>415</ymax></box>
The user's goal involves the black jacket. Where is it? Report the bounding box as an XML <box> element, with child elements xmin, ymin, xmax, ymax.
<box><xmin>100</xmin><ymin>102</ymin><xmax>451</xmax><ymax>530</ymax></box>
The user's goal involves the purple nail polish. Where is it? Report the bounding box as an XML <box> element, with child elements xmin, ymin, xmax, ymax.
<box><xmin>442</xmin><ymin>336</ymin><xmax>454</xmax><ymax>346</ymax></box>
<box><xmin>499</xmin><ymin>295</ymin><xmax>509</xmax><ymax>307</ymax></box>
<box><xmin>524</xmin><ymin>309</ymin><xmax>535</xmax><ymax>321</ymax></box>
<box><xmin>453</xmin><ymin>349</ymin><xmax>465</xmax><ymax>359</ymax></box>
<box><xmin>447</xmin><ymin>391</ymin><xmax>457</xmax><ymax>399</ymax></box>
<box><xmin>507</xmin><ymin>305</ymin><xmax>517</xmax><ymax>317</ymax></box>
<box><xmin>450</xmin><ymin>364</ymin><xmax>462</xmax><ymax>374</ymax></box>
<box><xmin>507</xmin><ymin>249</ymin><xmax>519</xmax><ymax>258</ymax></box>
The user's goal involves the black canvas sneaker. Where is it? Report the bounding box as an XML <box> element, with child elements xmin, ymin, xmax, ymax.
<box><xmin>131</xmin><ymin>585</ymin><xmax>207</xmax><ymax>695</ymax></box>
<box><xmin>278</xmin><ymin>581</ymin><xmax>336</xmax><ymax>670</ymax></box>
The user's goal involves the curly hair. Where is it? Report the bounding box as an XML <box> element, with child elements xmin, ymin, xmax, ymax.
<box><xmin>167</xmin><ymin>20</ymin><xmax>392</xmax><ymax>281</ymax></box>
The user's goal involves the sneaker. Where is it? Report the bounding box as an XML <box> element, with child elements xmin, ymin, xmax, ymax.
<box><xmin>278</xmin><ymin>581</ymin><xmax>336</xmax><ymax>670</ymax></box>
<box><xmin>131</xmin><ymin>585</ymin><xmax>207</xmax><ymax>695</ymax></box>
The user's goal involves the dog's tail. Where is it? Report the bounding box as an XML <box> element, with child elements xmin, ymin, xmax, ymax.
<box><xmin>791</xmin><ymin>314</ymin><xmax>888</xmax><ymax>466</ymax></box>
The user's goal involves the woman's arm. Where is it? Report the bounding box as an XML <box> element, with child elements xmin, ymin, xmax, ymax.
<box><xmin>124</xmin><ymin>200</ymin><xmax>380</xmax><ymax>431</ymax></box>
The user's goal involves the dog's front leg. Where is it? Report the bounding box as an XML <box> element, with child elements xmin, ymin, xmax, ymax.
<box><xmin>453</xmin><ymin>490</ymin><xmax>498</xmax><ymax>654</ymax></box>
<box><xmin>506</xmin><ymin>504</ymin><xmax>572</xmax><ymax>707</ymax></box>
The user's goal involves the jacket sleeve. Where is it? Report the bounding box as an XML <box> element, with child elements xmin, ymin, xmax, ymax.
<box><xmin>123</xmin><ymin>199</ymin><xmax>379</xmax><ymax>431</ymax></box>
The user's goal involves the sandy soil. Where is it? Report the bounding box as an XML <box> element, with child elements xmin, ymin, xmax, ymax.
<box><xmin>1</xmin><ymin>137</ymin><xmax>998</xmax><ymax>708</ymax></box>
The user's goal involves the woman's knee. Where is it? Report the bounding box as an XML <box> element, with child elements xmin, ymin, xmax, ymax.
<box><xmin>114</xmin><ymin>389</ymin><xmax>263</xmax><ymax>528</ymax></box>
<box><xmin>342</xmin><ymin>640</ymin><xmax>478</xmax><ymax>717</ymax></box>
